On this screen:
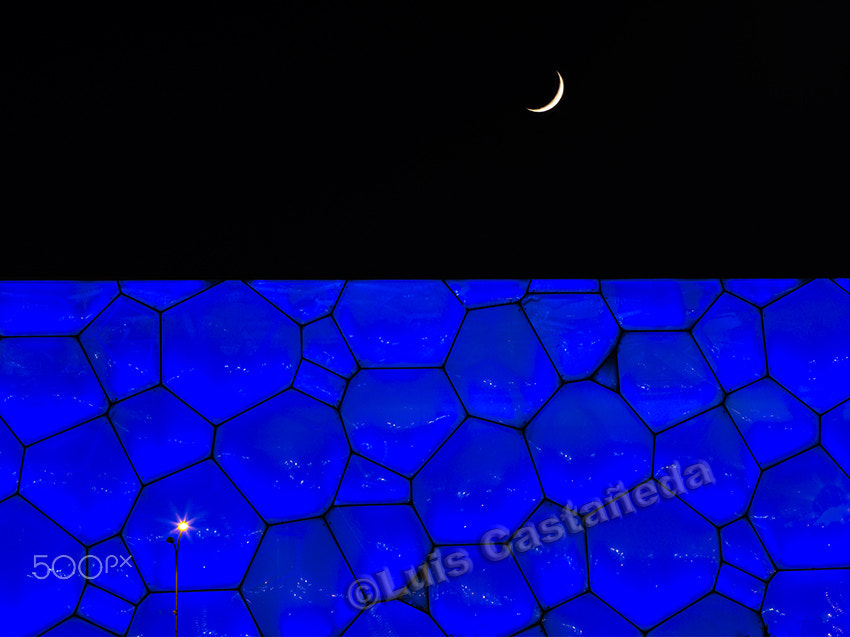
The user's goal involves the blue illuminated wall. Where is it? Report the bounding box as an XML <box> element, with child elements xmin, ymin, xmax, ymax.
<box><xmin>1</xmin><ymin>279</ymin><xmax>849</xmax><ymax>636</ymax></box>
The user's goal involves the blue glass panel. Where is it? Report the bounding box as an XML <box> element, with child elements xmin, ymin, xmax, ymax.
<box><xmin>119</xmin><ymin>280</ymin><xmax>215</xmax><ymax>310</ymax></box>
<box><xmin>527</xmin><ymin>381</ymin><xmax>652</xmax><ymax>507</ymax></box>
<box><xmin>42</xmin><ymin>618</ymin><xmax>115</xmax><ymax>636</ymax></box>
<box><xmin>0</xmin><ymin>337</ymin><xmax>108</xmax><ymax>444</ymax></box>
<box><xmin>21</xmin><ymin>417</ymin><xmax>140</xmax><ymax>544</ymax></box>
<box><xmin>78</xmin><ymin>585</ymin><xmax>135</xmax><ymax>634</ymax></box>
<box><xmin>87</xmin><ymin>536</ymin><xmax>146</xmax><ymax>603</ymax></box>
<box><xmin>302</xmin><ymin>316</ymin><xmax>358</xmax><ymax>378</ymax></box>
<box><xmin>128</xmin><ymin>590</ymin><xmax>258</xmax><ymax>637</ymax></box>
<box><xmin>720</xmin><ymin>518</ymin><xmax>775</xmax><ymax>580</ymax></box>
<box><xmin>714</xmin><ymin>563</ymin><xmax>764</xmax><ymax>610</ymax></box>
<box><xmin>822</xmin><ymin>399</ymin><xmax>850</xmax><ymax>475</ymax></box>
<box><xmin>591</xmin><ymin>351</ymin><xmax>619</xmax><ymax>392</ymax></box>
<box><xmin>722</xmin><ymin>278</ymin><xmax>805</xmax><ymax>306</ymax></box>
<box><xmin>446</xmin><ymin>305</ymin><xmax>560</xmax><ymax>427</ymax></box>
<box><xmin>344</xmin><ymin>600</ymin><xmax>443</xmax><ymax>636</ymax></box>
<box><xmin>530</xmin><ymin>279</ymin><xmax>599</xmax><ymax>293</ymax></box>
<box><xmin>749</xmin><ymin>446</ymin><xmax>850</xmax><ymax>568</ymax></box>
<box><xmin>249</xmin><ymin>279</ymin><xmax>344</xmax><ymax>324</ymax></box>
<box><xmin>654</xmin><ymin>407</ymin><xmax>759</xmax><ymax>525</ymax></box>
<box><xmin>835</xmin><ymin>277</ymin><xmax>850</xmax><ymax>294</ymax></box>
<box><xmin>162</xmin><ymin>280</ymin><xmax>300</xmax><ymax>423</ymax></box>
<box><xmin>241</xmin><ymin>519</ymin><xmax>357</xmax><ymax>636</ymax></box>
<box><xmin>414</xmin><ymin>418</ymin><xmax>542</xmax><ymax>544</ymax></box>
<box><xmin>762</xmin><ymin>569</ymin><xmax>850</xmax><ymax>636</ymax></box>
<box><xmin>0</xmin><ymin>422</ymin><xmax>22</xmax><ymax>500</ymax></box>
<box><xmin>335</xmin><ymin>455</ymin><xmax>410</xmax><ymax>505</ymax></box>
<box><xmin>293</xmin><ymin>360</ymin><xmax>347</xmax><ymax>406</ymax></box>
<box><xmin>692</xmin><ymin>293</ymin><xmax>766</xmax><ymax>392</ymax></box>
<box><xmin>429</xmin><ymin>546</ymin><xmax>540</xmax><ymax>636</ymax></box>
<box><xmin>80</xmin><ymin>295</ymin><xmax>160</xmax><ymax>401</ymax></box>
<box><xmin>512</xmin><ymin>501</ymin><xmax>588</xmax><ymax>609</ymax></box>
<box><xmin>587</xmin><ymin>484</ymin><xmax>718</xmax><ymax>629</ymax></box>
<box><xmin>109</xmin><ymin>387</ymin><xmax>213</xmax><ymax>484</ymax></box>
<box><xmin>601</xmin><ymin>279</ymin><xmax>721</xmax><ymax>329</ymax></box>
<box><xmin>618</xmin><ymin>332</ymin><xmax>723</xmax><ymax>432</ymax></box>
<box><xmin>122</xmin><ymin>460</ymin><xmax>264</xmax><ymax>590</ymax></box>
<box><xmin>326</xmin><ymin>504</ymin><xmax>431</xmax><ymax>602</ymax></box>
<box><xmin>647</xmin><ymin>593</ymin><xmax>763</xmax><ymax>636</ymax></box>
<box><xmin>334</xmin><ymin>280</ymin><xmax>464</xmax><ymax>367</ymax></box>
<box><xmin>523</xmin><ymin>294</ymin><xmax>619</xmax><ymax>381</ymax></box>
<box><xmin>543</xmin><ymin>593</ymin><xmax>640</xmax><ymax>636</ymax></box>
<box><xmin>763</xmin><ymin>278</ymin><xmax>850</xmax><ymax>412</ymax></box>
<box><xmin>341</xmin><ymin>369</ymin><xmax>464</xmax><ymax>476</ymax></box>
<box><xmin>726</xmin><ymin>378</ymin><xmax>819</xmax><ymax>467</ymax></box>
<box><xmin>215</xmin><ymin>391</ymin><xmax>348</xmax><ymax>523</ymax></box>
<box><xmin>0</xmin><ymin>496</ymin><xmax>85</xmax><ymax>636</ymax></box>
<box><xmin>0</xmin><ymin>280</ymin><xmax>117</xmax><ymax>335</ymax></box>
<box><xmin>446</xmin><ymin>279</ymin><xmax>529</xmax><ymax>307</ymax></box>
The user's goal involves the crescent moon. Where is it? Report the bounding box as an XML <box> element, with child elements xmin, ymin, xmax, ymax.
<box><xmin>527</xmin><ymin>71</ymin><xmax>564</xmax><ymax>113</ymax></box>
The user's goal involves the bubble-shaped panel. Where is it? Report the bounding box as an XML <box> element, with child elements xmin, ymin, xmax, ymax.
<box><xmin>523</xmin><ymin>294</ymin><xmax>620</xmax><ymax>381</ymax></box>
<box><xmin>722</xmin><ymin>278</ymin><xmax>806</xmax><ymax>306</ymax></box>
<box><xmin>335</xmin><ymin>455</ymin><xmax>410</xmax><ymax>505</ymax></box>
<box><xmin>78</xmin><ymin>585</ymin><xmax>135</xmax><ymax>635</ymax></box>
<box><xmin>302</xmin><ymin>316</ymin><xmax>358</xmax><ymax>378</ymax></box>
<box><xmin>344</xmin><ymin>600</ymin><xmax>443</xmax><ymax>637</ymax></box>
<box><xmin>249</xmin><ymin>279</ymin><xmax>344</xmax><ymax>324</ymax></box>
<box><xmin>527</xmin><ymin>381</ymin><xmax>652</xmax><ymax>507</ymax></box>
<box><xmin>241</xmin><ymin>519</ymin><xmax>357</xmax><ymax>637</ymax></box>
<box><xmin>429</xmin><ymin>546</ymin><xmax>540</xmax><ymax>636</ymax></box>
<box><xmin>162</xmin><ymin>280</ymin><xmax>300</xmax><ymax>423</ymax></box>
<box><xmin>654</xmin><ymin>407</ymin><xmax>759</xmax><ymax>525</ymax></box>
<box><xmin>720</xmin><ymin>518</ymin><xmax>775</xmax><ymax>580</ymax></box>
<box><xmin>646</xmin><ymin>593</ymin><xmax>764</xmax><ymax>636</ymax></box>
<box><xmin>714</xmin><ymin>563</ymin><xmax>764</xmax><ymax>610</ymax></box>
<box><xmin>335</xmin><ymin>280</ymin><xmax>464</xmax><ymax>367</ymax></box>
<box><xmin>822</xmin><ymin>399</ymin><xmax>850</xmax><ymax>475</ymax></box>
<box><xmin>749</xmin><ymin>446</ymin><xmax>850</xmax><ymax>568</ymax></box>
<box><xmin>726</xmin><ymin>378</ymin><xmax>819</xmax><ymax>467</ymax></box>
<box><xmin>529</xmin><ymin>279</ymin><xmax>599</xmax><ymax>293</ymax></box>
<box><xmin>543</xmin><ymin>593</ymin><xmax>640</xmax><ymax>637</ymax></box>
<box><xmin>119</xmin><ymin>280</ymin><xmax>215</xmax><ymax>310</ymax></box>
<box><xmin>0</xmin><ymin>337</ymin><xmax>108</xmax><ymax>444</ymax></box>
<box><xmin>587</xmin><ymin>484</ymin><xmax>719</xmax><ymax>629</ymax></box>
<box><xmin>447</xmin><ymin>279</ymin><xmax>529</xmax><ymax>307</ymax></box>
<box><xmin>128</xmin><ymin>590</ymin><xmax>258</xmax><ymax>637</ymax></box>
<box><xmin>692</xmin><ymin>293</ymin><xmax>766</xmax><ymax>392</ymax></box>
<box><xmin>123</xmin><ymin>460</ymin><xmax>264</xmax><ymax>590</ymax></box>
<box><xmin>762</xmin><ymin>569</ymin><xmax>850</xmax><ymax>636</ymax></box>
<box><xmin>21</xmin><ymin>417</ymin><xmax>140</xmax><ymax>544</ymax></box>
<box><xmin>446</xmin><ymin>304</ymin><xmax>560</xmax><ymax>427</ymax></box>
<box><xmin>80</xmin><ymin>296</ymin><xmax>160</xmax><ymax>401</ymax></box>
<box><xmin>216</xmin><ymin>390</ymin><xmax>348</xmax><ymax>523</ymax></box>
<box><xmin>414</xmin><ymin>418</ymin><xmax>542</xmax><ymax>544</ymax></box>
<box><xmin>601</xmin><ymin>279</ymin><xmax>721</xmax><ymax>329</ymax></box>
<box><xmin>110</xmin><ymin>387</ymin><xmax>213</xmax><ymax>484</ymax></box>
<box><xmin>618</xmin><ymin>332</ymin><xmax>723</xmax><ymax>432</ymax></box>
<box><xmin>342</xmin><ymin>369</ymin><xmax>464</xmax><ymax>476</ymax></box>
<box><xmin>0</xmin><ymin>280</ymin><xmax>118</xmax><ymax>335</ymax></box>
<box><xmin>0</xmin><ymin>423</ymin><xmax>22</xmax><ymax>500</ymax></box>
<box><xmin>87</xmin><ymin>536</ymin><xmax>146</xmax><ymax>603</ymax></box>
<box><xmin>0</xmin><ymin>496</ymin><xmax>85</xmax><ymax>637</ymax></box>
<box><xmin>764</xmin><ymin>278</ymin><xmax>850</xmax><ymax>412</ymax></box>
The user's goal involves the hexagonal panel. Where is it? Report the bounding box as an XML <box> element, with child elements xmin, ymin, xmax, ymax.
<box><xmin>241</xmin><ymin>519</ymin><xmax>357</xmax><ymax>636</ymax></box>
<box><xmin>128</xmin><ymin>590</ymin><xmax>257</xmax><ymax>636</ymax></box>
<box><xmin>249</xmin><ymin>279</ymin><xmax>344</xmax><ymax>324</ymax></box>
<box><xmin>215</xmin><ymin>390</ymin><xmax>348</xmax><ymax>523</ymax></box>
<box><xmin>21</xmin><ymin>417</ymin><xmax>140</xmax><ymax>544</ymax></box>
<box><xmin>647</xmin><ymin>593</ymin><xmax>763</xmax><ymax>636</ymax></box>
<box><xmin>618</xmin><ymin>332</ymin><xmax>723</xmax><ymax>432</ymax></box>
<box><xmin>0</xmin><ymin>422</ymin><xmax>22</xmax><ymax>500</ymax></box>
<box><xmin>446</xmin><ymin>279</ymin><xmax>529</xmax><ymax>308</ymax></box>
<box><xmin>335</xmin><ymin>280</ymin><xmax>464</xmax><ymax>367</ymax></box>
<box><xmin>344</xmin><ymin>600</ymin><xmax>443</xmax><ymax>636</ymax></box>
<box><xmin>587</xmin><ymin>484</ymin><xmax>719</xmax><ymax>629</ymax></box>
<box><xmin>123</xmin><ymin>460</ymin><xmax>264</xmax><ymax>590</ymax></box>
<box><xmin>162</xmin><ymin>280</ymin><xmax>300</xmax><ymax>423</ymax></box>
<box><xmin>527</xmin><ymin>381</ymin><xmax>652</xmax><ymax>507</ymax></box>
<box><xmin>601</xmin><ymin>279</ymin><xmax>721</xmax><ymax>329</ymax></box>
<box><xmin>822</xmin><ymin>399</ymin><xmax>850</xmax><ymax>475</ymax></box>
<box><xmin>341</xmin><ymin>369</ymin><xmax>464</xmax><ymax>476</ymax></box>
<box><xmin>523</xmin><ymin>294</ymin><xmax>620</xmax><ymax>381</ymax></box>
<box><xmin>414</xmin><ymin>418</ymin><xmax>542</xmax><ymax>544</ymax></box>
<box><xmin>543</xmin><ymin>593</ymin><xmax>640</xmax><ymax>636</ymax></box>
<box><xmin>0</xmin><ymin>337</ymin><xmax>108</xmax><ymax>444</ymax></box>
<box><xmin>119</xmin><ymin>280</ymin><xmax>215</xmax><ymax>310</ymax></box>
<box><xmin>722</xmin><ymin>278</ymin><xmax>806</xmax><ymax>306</ymax></box>
<box><xmin>762</xmin><ymin>569</ymin><xmax>850</xmax><ymax>636</ymax></box>
<box><xmin>446</xmin><ymin>304</ymin><xmax>560</xmax><ymax>427</ymax></box>
<box><xmin>0</xmin><ymin>280</ymin><xmax>118</xmax><ymax>335</ymax></box>
<box><xmin>749</xmin><ymin>446</ymin><xmax>850</xmax><ymax>568</ymax></box>
<box><xmin>80</xmin><ymin>295</ymin><xmax>160</xmax><ymax>401</ymax></box>
<box><xmin>764</xmin><ymin>278</ymin><xmax>850</xmax><ymax>412</ymax></box>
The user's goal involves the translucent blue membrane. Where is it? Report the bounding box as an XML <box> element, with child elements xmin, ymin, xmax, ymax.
<box><xmin>0</xmin><ymin>280</ymin><xmax>117</xmax><ymax>335</ymax></box>
<box><xmin>601</xmin><ymin>279</ymin><xmax>721</xmax><ymax>329</ymax></box>
<box><xmin>414</xmin><ymin>418</ymin><xmax>542</xmax><ymax>544</ymax></box>
<box><xmin>302</xmin><ymin>316</ymin><xmax>358</xmax><ymax>377</ymax></box>
<box><xmin>249</xmin><ymin>279</ymin><xmax>343</xmax><ymax>324</ymax></box>
<box><xmin>722</xmin><ymin>278</ymin><xmax>806</xmax><ymax>306</ymax></box>
<box><xmin>78</xmin><ymin>584</ymin><xmax>136</xmax><ymax>634</ymax></box>
<box><xmin>42</xmin><ymin>617</ymin><xmax>115</xmax><ymax>636</ymax></box>
<box><xmin>523</xmin><ymin>293</ymin><xmax>619</xmax><ymax>381</ymax></box>
<box><xmin>446</xmin><ymin>304</ymin><xmax>560</xmax><ymax>427</ymax></box>
<box><xmin>335</xmin><ymin>455</ymin><xmax>410</xmax><ymax>505</ymax></box>
<box><xmin>762</xmin><ymin>569</ymin><xmax>850</xmax><ymax>636</ymax></box>
<box><xmin>128</xmin><ymin>590</ymin><xmax>258</xmax><ymax>637</ymax></box>
<box><xmin>822</xmin><ymin>399</ymin><xmax>850</xmax><ymax>475</ymax></box>
<box><xmin>87</xmin><ymin>536</ymin><xmax>146</xmax><ymax>603</ymax></box>
<box><xmin>720</xmin><ymin>518</ymin><xmax>775</xmax><ymax>580</ymax></box>
<box><xmin>119</xmin><ymin>280</ymin><xmax>215</xmax><ymax>310</ymax></box>
<box><xmin>0</xmin><ymin>422</ymin><xmax>22</xmax><ymax>499</ymax></box>
<box><xmin>529</xmin><ymin>279</ymin><xmax>599</xmax><ymax>293</ymax></box>
<box><xmin>715</xmin><ymin>563</ymin><xmax>765</xmax><ymax>610</ymax></box>
<box><xmin>293</xmin><ymin>359</ymin><xmax>347</xmax><ymax>406</ymax></box>
<box><xmin>543</xmin><ymin>593</ymin><xmax>640</xmax><ymax>636</ymax></box>
<box><xmin>446</xmin><ymin>279</ymin><xmax>529</xmax><ymax>307</ymax></box>
<box><xmin>646</xmin><ymin>593</ymin><xmax>763</xmax><ymax>636</ymax></box>
<box><xmin>591</xmin><ymin>351</ymin><xmax>619</xmax><ymax>391</ymax></box>
<box><xmin>344</xmin><ymin>600</ymin><xmax>443</xmax><ymax>636</ymax></box>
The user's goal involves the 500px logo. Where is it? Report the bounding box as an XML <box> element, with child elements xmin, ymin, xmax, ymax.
<box><xmin>32</xmin><ymin>554</ymin><xmax>134</xmax><ymax>580</ymax></box>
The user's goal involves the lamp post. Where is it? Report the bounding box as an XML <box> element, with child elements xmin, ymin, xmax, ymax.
<box><xmin>165</xmin><ymin>520</ymin><xmax>190</xmax><ymax>637</ymax></box>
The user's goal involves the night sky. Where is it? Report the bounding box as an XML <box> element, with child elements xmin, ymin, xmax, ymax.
<box><xmin>10</xmin><ymin>3</ymin><xmax>849</xmax><ymax>273</ymax></box>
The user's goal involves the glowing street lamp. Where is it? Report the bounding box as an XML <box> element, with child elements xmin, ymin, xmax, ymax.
<box><xmin>165</xmin><ymin>518</ymin><xmax>191</xmax><ymax>637</ymax></box>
